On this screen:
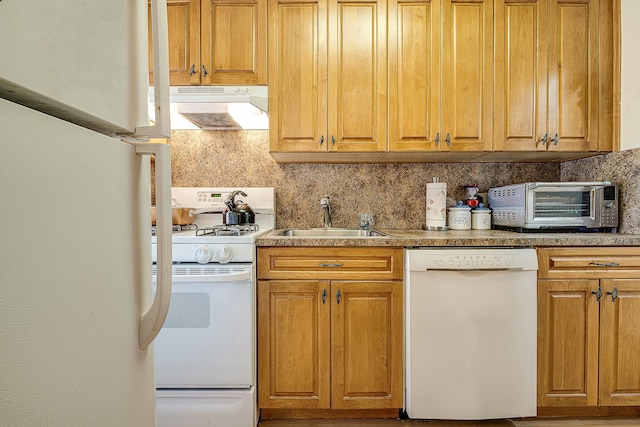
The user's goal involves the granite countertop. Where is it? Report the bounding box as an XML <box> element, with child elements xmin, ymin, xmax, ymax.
<box><xmin>256</xmin><ymin>229</ymin><xmax>640</xmax><ymax>247</ymax></box>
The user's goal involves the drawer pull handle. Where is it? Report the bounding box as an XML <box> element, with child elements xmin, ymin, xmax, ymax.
<box><xmin>336</xmin><ymin>288</ymin><xmax>341</xmax><ymax>304</ymax></box>
<box><xmin>322</xmin><ymin>288</ymin><xmax>327</xmax><ymax>304</ymax></box>
<box><xmin>319</xmin><ymin>263</ymin><xmax>343</xmax><ymax>267</ymax></box>
<box><xmin>592</xmin><ymin>286</ymin><xmax>602</xmax><ymax>302</ymax></box>
<box><xmin>589</xmin><ymin>262</ymin><xmax>620</xmax><ymax>267</ymax></box>
<box><xmin>606</xmin><ymin>288</ymin><xmax>619</xmax><ymax>302</ymax></box>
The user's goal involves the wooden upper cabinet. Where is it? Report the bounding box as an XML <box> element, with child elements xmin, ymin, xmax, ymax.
<box><xmin>201</xmin><ymin>0</ymin><xmax>267</xmax><ymax>85</ymax></box>
<box><xmin>494</xmin><ymin>0</ymin><xmax>613</xmax><ymax>152</ymax></box>
<box><xmin>149</xmin><ymin>0</ymin><xmax>266</xmax><ymax>86</ymax></box>
<box><xmin>149</xmin><ymin>0</ymin><xmax>200</xmax><ymax>86</ymax></box>
<box><xmin>328</xmin><ymin>0</ymin><xmax>387</xmax><ymax>152</ymax></box>
<box><xmin>388</xmin><ymin>0</ymin><xmax>492</xmax><ymax>152</ymax></box>
<box><xmin>441</xmin><ymin>0</ymin><xmax>493</xmax><ymax>151</ymax></box>
<box><xmin>268</xmin><ymin>0</ymin><xmax>327</xmax><ymax>152</ymax></box>
<box><xmin>548</xmin><ymin>0</ymin><xmax>599</xmax><ymax>151</ymax></box>
<box><xmin>493</xmin><ymin>0</ymin><xmax>547</xmax><ymax>151</ymax></box>
<box><xmin>268</xmin><ymin>0</ymin><xmax>386</xmax><ymax>155</ymax></box>
<box><xmin>388</xmin><ymin>0</ymin><xmax>441</xmax><ymax>151</ymax></box>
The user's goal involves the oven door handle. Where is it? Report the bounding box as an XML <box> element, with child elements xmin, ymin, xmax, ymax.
<box><xmin>170</xmin><ymin>271</ymin><xmax>252</xmax><ymax>282</ymax></box>
<box><xmin>137</xmin><ymin>143</ymin><xmax>172</xmax><ymax>350</ymax></box>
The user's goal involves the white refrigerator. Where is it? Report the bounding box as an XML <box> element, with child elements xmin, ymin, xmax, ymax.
<box><xmin>0</xmin><ymin>1</ymin><xmax>173</xmax><ymax>426</ymax></box>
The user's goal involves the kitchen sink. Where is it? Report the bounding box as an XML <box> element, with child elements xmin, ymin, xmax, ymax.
<box><xmin>274</xmin><ymin>228</ymin><xmax>389</xmax><ymax>237</ymax></box>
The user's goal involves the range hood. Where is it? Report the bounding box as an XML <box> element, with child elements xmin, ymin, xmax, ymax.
<box><xmin>148</xmin><ymin>86</ymin><xmax>268</xmax><ymax>130</ymax></box>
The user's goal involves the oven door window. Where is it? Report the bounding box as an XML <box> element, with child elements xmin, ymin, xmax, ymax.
<box><xmin>532</xmin><ymin>189</ymin><xmax>592</xmax><ymax>220</ymax></box>
<box><xmin>163</xmin><ymin>292</ymin><xmax>210</xmax><ymax>328</ymax></box>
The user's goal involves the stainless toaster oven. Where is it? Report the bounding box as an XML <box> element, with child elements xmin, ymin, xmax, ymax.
<box><xmin>488</xmin><ymin>182</ymin><xmax>618</xmax><ymax>232</ymax></box>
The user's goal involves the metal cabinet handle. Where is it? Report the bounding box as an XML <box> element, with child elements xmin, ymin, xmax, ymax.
<box><xmin>606</xmin><ymin>288</ymin><xmax>619</xmax><ymax>302</ymax></box>
<box><xmin>201</xmin><ymin>65</ymin><xmax>208</xmax><ymax>77</ymax></box>
<box><xmin>540</xmin><ymin>133</ymin><xmax>548</xmax><ymax>145</ymax></box>
<box><xmin>189</xmin><ymin>64</ymin><xmax>196</xmax><ymax>76</ymax></box>
<box><xmin>435</xmin><ymin>132</ymin><xmax>440</xmax><ymax>146</ymax></box>
<box><xmin>322</xmin><ymin>288</ymin><xmax>327</xmax><ymax>304</ymax></box>
<box><xmin>445</xmin><ymin>133</ymin><xmax>451</xmax><ymax>146</ymax></box>
<box><xmin>592</xmin><ymin>286</ymin><xmax>602</xmax><ymax>302</ymax></box>
<box><xmin>319</xmin><ymin>263</ymin><xmax>343</xmax><ymax>267</ymax></box>
<box><xmin>336</xmin><ymin>288</ymin><xmax>341</xmax><ymax>304</ymax></box>
<box><xmin>551</xmin><ymin>133</ymin><xmax>559</xmax><ymax>145</ymax></box>
<box><xmin>589</xmin><ymin>262</ymin><xmax>620</xmax><ymax>267</ymax></box>
<box><xmin>331</xmin><ymin>135</ymin><xmax>335</xmax><ymax>145</ymax></box>
<box><xmin>320</xmin><ymin>135</ymin><xmax>324</xmax><ymax>146</ymax></box>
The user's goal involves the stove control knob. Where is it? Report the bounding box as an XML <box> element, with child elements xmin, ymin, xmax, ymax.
<box><xmin>215</xmin><ymin>245</ymin><xmax>234</xmax><ymax>264</ymax></box>
<box><xmin>194</xmin><ymin>245</ymin><xmax>213</xmax><ymax>264</ymax></box>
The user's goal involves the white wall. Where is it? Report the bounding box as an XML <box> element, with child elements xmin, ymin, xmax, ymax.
<box><xmin>621</xmin><ymin>0</ymin><xmax>640</xmax><ymax>150</ymax></box>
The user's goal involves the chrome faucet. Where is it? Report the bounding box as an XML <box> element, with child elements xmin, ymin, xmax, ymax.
<box><xmin>320</xmin><ymin>195</ymin><xmax>332</xmax><ymax>228</ymax></box>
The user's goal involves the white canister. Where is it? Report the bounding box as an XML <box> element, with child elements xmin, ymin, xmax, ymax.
<box><xmin>471</xmin><ymin>204</ymin><xmax>492</xmax><ymax>230</ymax></box>
<box><xmin>448</xmin><ymin>201</ymin><xmax>471</xmax><ymax>230</ymax></box>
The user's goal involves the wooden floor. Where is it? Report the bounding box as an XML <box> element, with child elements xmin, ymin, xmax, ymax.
<box><xmin>258</xmin><ymin>418</ymin><xmax>640</xmax><ymax>427</ymax></box>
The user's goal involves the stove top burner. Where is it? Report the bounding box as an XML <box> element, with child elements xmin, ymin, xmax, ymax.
<box><xmin>151</xmin><ymin>224</ymin><xmax>197</xmax><ymax>236</ymax></box>
<box><xmin>195</xmin><ymin>223</ymin><xmax>260</xmax><ymax>237</ymax></box>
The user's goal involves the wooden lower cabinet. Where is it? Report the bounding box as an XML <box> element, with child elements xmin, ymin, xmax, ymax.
<box><xmin>257</xmin><ymin>247</ymin><xmax>403</xmax><ymax>414</ymax></box>
<box><xmin>537</xmin><ymin>247</ymin><xmax>640</xmax><ymax>409</ymax></box>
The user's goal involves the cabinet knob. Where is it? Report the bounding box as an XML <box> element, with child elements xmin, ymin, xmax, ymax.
<box><xmin>606</xmin><ymin>287</ymin><xmax>619</xmax><ymax>302</ymax></box>
<box><xmin>322</xmin><ymin>288</ymin><xmax>327</xmax><ymax>304</ymax></box>
<box><xmin>445</xmin><ymin>133</ymin><xmax>451</xmax><ymax>147</ymax></box>
<box><xmin>336</xmin><ymin>288</ymin><xmax>341</xmax><ymax>304</ymax></box>
<box><xmin>551</xmin><ymin>133</ymin><xmax>559</xmax><ymax>145</ymax></box>
<box><xmin>591</xmin><ymin>286</ymin><xmax>602</xmax><ymax>302</ymax></box>
<box><xmin>435</xmin><ymin>132</ymin><xmax>440</xmax><ymax>146</ymax></box>
<box><xmin>189</xmin><ymin>64</ymin><xmax>196</xmax><ymax>76</ymax></box>
<box><xmin>320</xmin><ymin>135</ymin><xmax>324</xmax><ymax>146</ymax></box>
<box><xmin>201</xmin><ymin>65</ymin><xmax>208</xmax><ymax>77</ymax></box>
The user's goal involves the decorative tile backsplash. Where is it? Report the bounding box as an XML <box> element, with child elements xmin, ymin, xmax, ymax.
<box><xmin>167</xmin><ymin>130</ymin><xmax>639</xmax><ymax>233</ymax></box>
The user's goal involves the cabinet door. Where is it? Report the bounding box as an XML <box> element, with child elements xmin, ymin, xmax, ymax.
<box><xmin>331</xmin><ymin>281</ymin><xmax>403</xmax><ymax>409</ymax></box>
<box><xmin>257</xmin><ymin>280</ymin><xmax>331</xmax><ymax>409</ymax></box>
<box><xmin>547</xmin><ymin>0</ymin><xmax>599</xmax><ymax>151</ymax></box>
<box><xmin>494</xmin><ymin>0</ymin><xmax>548</xmax><ymax>151</ymax></box>
<box><xmin>388</xmin><ymin>0</ymin><xmax>441</xmax><ymax>151</ymax></box>
<box><xmin>201</xmin><ymin>0</ymin><xmax>267</xmax><ymax>85</ymax></box>
<box><xmin>537</xmin><ymin>279</ymin><xmax>600</xmax><ymax>407</ymax></box>
<box><xmin>149</xmin><ymin>0</ymin><xmax>200</xmax><ymax>86</ymax></box>
<box><xmin>441</xmin><ymin>0</ymin><xmax>493</xmax><ymax>151</ymax></box>
<box><xmin>599</xmin><ymin>279</ymin><xmax>640</xmax><ymax>406</ymax></box>
<box><xmin>328</xmin><ymin>0</ymin><xmax>387</xmax><ymax>152</ymax></box>
<box><xmin>268</xmin><ymin>0</ymin><xmax>328</xmax><ymax>152</ymax></box>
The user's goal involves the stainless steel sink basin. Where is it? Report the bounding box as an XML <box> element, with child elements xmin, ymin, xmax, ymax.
<box><xmin>275</xmin><ymin>228</ymin><xmax>389</xmax><ymax>237</ymax></box>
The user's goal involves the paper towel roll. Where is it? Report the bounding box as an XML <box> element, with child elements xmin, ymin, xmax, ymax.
<box><xmin>426</xmin><ymin>182</ymin><xmax>447</xmax><ymax>229</ymax></box>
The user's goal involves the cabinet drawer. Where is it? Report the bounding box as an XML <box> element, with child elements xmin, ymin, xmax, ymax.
<box><xmin>537</xmin><ymin>247</ymin><xmax>640</xmax><ymax>279</ymax></box>
<box><xmin>258</xmin><ymin>247</ymin><xmax>403</xmax><ymax>280</ymax></box>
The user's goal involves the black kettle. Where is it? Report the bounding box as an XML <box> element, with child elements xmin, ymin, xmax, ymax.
<box><xmin>223</xmin><ymin>190</ymin><xmax>255</xmax><ymax>225</ymax></box>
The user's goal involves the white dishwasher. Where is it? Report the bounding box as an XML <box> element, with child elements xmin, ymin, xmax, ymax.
<box><xmin>405</xmin><ymin>247</ymin><xmax>538</xmax><ymax>420</ymax></box>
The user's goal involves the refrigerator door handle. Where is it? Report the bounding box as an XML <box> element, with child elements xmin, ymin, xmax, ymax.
<box><xmin>136</xmin><ymin>143</ymin><xmax>172</xmax><ymax>350</ymax></box>
<box><xmin>135</xmin><ymin>0</ymin><xmax>170</xmax><ymax>138</ymax></box>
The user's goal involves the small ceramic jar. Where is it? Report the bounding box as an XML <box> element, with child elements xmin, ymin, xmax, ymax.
<box><xmin>448</xmin><ymin>201</ymin><xmax>471</xmax><ymax>230</ymax></box>
<box><xmin>471</xmin><ymin>203</ymin><xmax>492</xmax><ymax>230</ymax></box>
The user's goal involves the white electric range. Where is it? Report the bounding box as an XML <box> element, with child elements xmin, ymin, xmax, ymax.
<box><xmin>151</xmin><ymin>187</ymin><xmax>275</xmax><ymax>427</ymax></box>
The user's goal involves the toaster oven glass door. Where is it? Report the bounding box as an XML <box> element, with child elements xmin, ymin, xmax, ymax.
<box><xmin>530</xmin><ymin>188</ymin><xmax>593</xmax><ymax>220</ymax></box>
